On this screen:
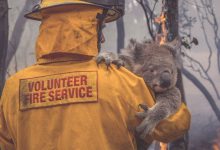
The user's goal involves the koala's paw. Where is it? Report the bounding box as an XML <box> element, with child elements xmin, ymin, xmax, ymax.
<box><xmin>136</xmin><ymin>118</ymin><xmax>157</xmax><ymax>139</ymax></box>
<box><xmin>138</xmin><ymin>104</ymin><xmax>149</xmax><ymax>112</ymax></box>
<box><xmin>96</xmin><ymin>51</ymin><xmax>124</xmax><ymax>69</ymax></box>
<box><xmin>136</xmin><ymin>104</ymin><xmax>149</xmax><ymax>119</ymax></box>
<box><xmin>112</xmin><ymin>59</ymin><xmax>125</xmax><ymax>69</ymax></box>
<box><xmin>96</xmin><ymin>54</ymin><xmax>112</xmax><ymax>68</ymax></box>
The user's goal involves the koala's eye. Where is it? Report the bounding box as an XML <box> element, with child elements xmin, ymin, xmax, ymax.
<box><xmin>164</xmin><ymin>70</ymin><xmax>170</xmax><ymax>73</ymax></box>
<box><xmin>148</xmin><ymin>65</ymin><xmax>154</xmax><ymax>73</ymax></box>
<box><xmin>164</xmin><ymin>69</ymin><xmax>172</xmax><ymax>74</ymax></box>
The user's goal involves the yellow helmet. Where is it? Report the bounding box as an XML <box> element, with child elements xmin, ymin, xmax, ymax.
<box><xmin>25</xmin><ymin>0</ymin><xmax>125</xmax><ymax>23</ymax></box>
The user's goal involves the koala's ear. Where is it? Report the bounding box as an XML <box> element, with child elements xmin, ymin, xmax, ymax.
<box><xmin>127</xmin><ymin>38</ymin><xmax>138</xmax><ymax>51</ymax></box>
<box><xmin>126</xmin><ymin>38</ymin><xmax>145</xmax><ymax>63</ymax></box>
<box><xmin>160</xmin><ymin>37</ymin><xmax>183</xmax><ymax>69</ymax></box>
<box><xmin>161</xmin><ymin>37</ymin><xmax>182</xmax><ymax>56</ymax></box>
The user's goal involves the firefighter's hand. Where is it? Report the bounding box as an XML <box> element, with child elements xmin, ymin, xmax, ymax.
<box><xmin>96</xmin><ymin>51</ymin><xmax>124</xmax><ymax>69</ymax></box>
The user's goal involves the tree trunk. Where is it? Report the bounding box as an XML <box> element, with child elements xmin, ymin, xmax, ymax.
<box><xmin>0</xmin><ymin>0</ymin><xmax>8</xmax><ymax>95</ymax></box>
<box><xmin>182</xmin><ymin>68</ymin><xmax>220</xmax><ymax>121</ymax></box>
<box><xmin>116</xmin><ymin>17</ymin><xmax>125</xmax><ymax>53</ymax></box>
<box><xmin>5</xmin><ymin>0</ymin><xmax>29</xmax><ymax>70</ymax></box>
<box><xmin>166</xmin><ymin>0</ymin><xmax>188</xmax><ymax>150</ymax></box>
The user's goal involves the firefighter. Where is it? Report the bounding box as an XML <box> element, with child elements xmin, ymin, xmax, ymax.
<box><xmin>0</xmin><ymin>0</ymin><xmax>190</xmax><ymax>149</ymax></box>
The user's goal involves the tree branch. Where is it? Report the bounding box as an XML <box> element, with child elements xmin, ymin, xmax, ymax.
<box><xmin>5</xmin><ymin>0</ymin><xmax>30</xmax><ymax>70</ymax></box>
<box><xmin>194</xmin><ymin>0</ymin><xmax>213</xmax><ymax>73</ymax></box>
<box><xmin>183</xmin><ymin>53</ymin><xmax>220</xmax><ymax>100</ymax></box>
<box><xmin>136</xmin><ymin>0</ymin><xmax>156</xmax><ymax>40</ymax></box>
<box><xmin>182</xmin><ymin>68</ymin><xmax>220</xmax><ymax>121</ymax></box>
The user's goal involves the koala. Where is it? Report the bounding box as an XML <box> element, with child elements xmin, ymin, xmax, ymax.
<box><xmin>96</xmin><ymin>39</ymin><xmax>182</xmax><ymax>140</ymax></box>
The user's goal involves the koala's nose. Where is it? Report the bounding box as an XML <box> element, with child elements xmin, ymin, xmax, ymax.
<box><xmin>160</xmin><ymin>71</ymin><xmax>171</xmax><ymax>88</ymax></box>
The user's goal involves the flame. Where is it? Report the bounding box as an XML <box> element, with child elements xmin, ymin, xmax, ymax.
<box><xmin>154</xmin><ymin>12</ymin><xmax>168</xmax><ymax>45</ymax></box>
<box><xmin>212</xmin><ymin>128</ymin><xmax>220</xmax><ymax>150</ymax></box>
<box><xmin>213</xmin><ymin>144</ymin><xmax>220</xmax><ymax>150</ymax></box>
<box><xmin>160</xmin><ymin>142</ymin><xmax>168</xmax><ymax>150</ymax></box>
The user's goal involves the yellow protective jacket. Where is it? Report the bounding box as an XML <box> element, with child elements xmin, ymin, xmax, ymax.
<box><xmin>0</xmin><ymin>5</ymin><xmax>190</xmax><ymax>150</ymax></box>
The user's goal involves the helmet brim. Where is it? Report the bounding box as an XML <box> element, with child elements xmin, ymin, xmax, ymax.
<box><xmin>24</xmin><ymin>2</ymin><xmax>122</xmax><ymax>23</ymax></box>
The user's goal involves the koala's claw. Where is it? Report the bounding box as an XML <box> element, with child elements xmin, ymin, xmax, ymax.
<box><xmin>96</xmin><ymin>55</ymin><xmax>111</xmax><ymax>69</ymax></box>
<box><xmin>138</xmin><ymin>104</ymin><xmax>149</xmax><ymax>111</ymax></box>
<box><xmin>136</xmin><ymin>104</ymin><xmax>149</xmax><ymax>119</ymax></box>
<box><xmin>105</xmin><ymin>57</ymin><xmax>111</xmax><ymax>69</ymax></box>
<box><xmin>96</xmin><ymin>52</ymin><xmax>124</xmax><ymax>69</ymax></box>
<box><xmin>96</xmin><ymin>56</ymin><xmax>105</xmax><ymax>65</ymax></box>
<box><xmin>112</xmin><ymin>60</ymin><xmax>125</xmax><ymax>69</ymax></box>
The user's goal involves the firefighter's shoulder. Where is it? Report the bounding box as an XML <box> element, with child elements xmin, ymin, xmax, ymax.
<box><xmin>1</xmin><ymin>65</ymin><xmax>39</xmax><ymax>105</ymax></box>
<box><xmin>97</xmin><ymin>63</ymin><xmax>155</xmax><ymax>106</ymax></box>
<box><xmin>97</xmin><ymin>63</ymin><xmax>144</xmax><ymax>84</ymax></box>
<box><xmin>98</xmin><ymin>63</ymin><xmax>143</xmax><ymax>80</ymax></box>
<box><xmin>5</xmin><ymin>64</ymin><xmax>40</xmax><ymax>83</ymax></box>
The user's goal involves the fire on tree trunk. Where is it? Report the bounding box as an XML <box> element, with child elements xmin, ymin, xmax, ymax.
<box><xmin>165</xmin><ymin>0</ymin><xmax>189</xmax><ymax>149</ymax></box>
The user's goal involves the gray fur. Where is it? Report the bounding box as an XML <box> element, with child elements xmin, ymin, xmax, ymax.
<box><xmin>96</xmin><ymin>39</ymin><xmax>182</xmax><ymax>146</ymax></box>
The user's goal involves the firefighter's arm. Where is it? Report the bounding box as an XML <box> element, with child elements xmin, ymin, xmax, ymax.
<box><xmin>150</xmin><ymin>103</ymin><xmax>191</xmax><ymax>143</ymax></box>
<box><xmin>0</xmin><ymin>84</ymin><xmax>15</xmax><ymax>150</ymax></box>
<box><xmin>129</xmin><ymin>77</ymin><xmax>191</xmax><ymax>143</ymax></box>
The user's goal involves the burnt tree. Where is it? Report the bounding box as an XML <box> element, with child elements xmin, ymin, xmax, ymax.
<box><xmin>116</xmin><ymin>17</ymin><xmax>125</xmax><ymax>53</ymax></box>
<box><xmin>166</xmin><ymin>0</ymin><xmax>189</xmax><ymax>150</ymax></box>
<box><xmin>0</xmin><ymin>0</ymin><xmax>8</xmax><ymax>95</ymax></box>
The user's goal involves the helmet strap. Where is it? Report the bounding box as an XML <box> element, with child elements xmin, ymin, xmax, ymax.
<box><xmin>96</xmin><ymin>9</ymin><xmax>108</xmax><ymax>52</ymax></box>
